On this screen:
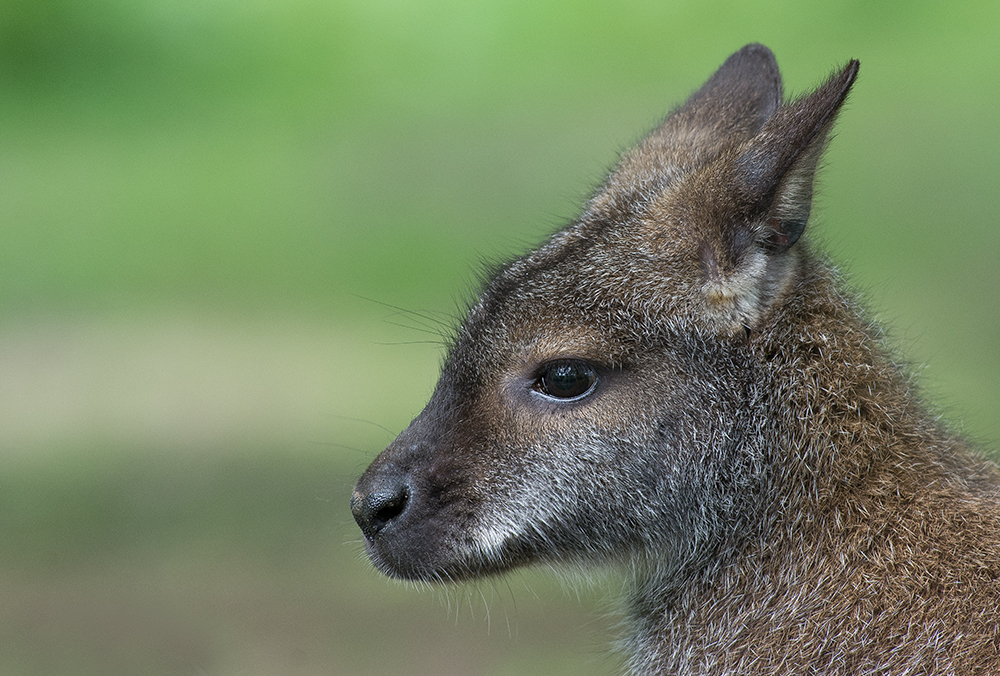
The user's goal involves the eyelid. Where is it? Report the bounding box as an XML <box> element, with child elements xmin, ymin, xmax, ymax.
<box><xmin>531</xmin><ymin>356</ymin><xmax>598</xmax><ymax>376</ymax></box>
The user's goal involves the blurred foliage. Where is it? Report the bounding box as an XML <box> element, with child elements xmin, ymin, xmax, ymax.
<box><xmin>5</xmin><ymin>0</ymin><xmax>996</xmax><ymax>319</ymax></box>
<box><xmin>0</xmin><ymin>0</ymin><xmax>998</xmax><ymax>674</ymax></box>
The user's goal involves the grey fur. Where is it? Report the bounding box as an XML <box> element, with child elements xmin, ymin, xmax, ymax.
<box><xmin>352</xmin><ymin>44</ymin><xmax>1000</xmax><ymax>675</ymax></box>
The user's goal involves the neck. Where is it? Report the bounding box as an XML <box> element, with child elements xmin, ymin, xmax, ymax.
<box><xmin>619</xmin><ymin>259</ymin><xmax>997</xmax><ymax>675</ymax></box>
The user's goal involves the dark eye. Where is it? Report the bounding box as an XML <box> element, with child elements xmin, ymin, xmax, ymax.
<box><xmin>535</xmin><ymin>360</ymin><xmax>598</xmax><ymax>400</ymax></box>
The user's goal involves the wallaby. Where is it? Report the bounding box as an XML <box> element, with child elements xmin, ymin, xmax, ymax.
<box><xmin>352</xmin><ymin>44</ymin><xmax>1000</xmax><ymax>675</ymax></box>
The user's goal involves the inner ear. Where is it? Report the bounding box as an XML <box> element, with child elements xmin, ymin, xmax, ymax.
<box><xmin>764</xmin><ymin>215</ymin><xmax>808</xmax><ymax>253</ymax></box>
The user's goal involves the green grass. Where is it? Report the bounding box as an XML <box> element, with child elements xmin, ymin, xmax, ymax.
<box><xmin>1</xmin><ymin>0</ymin><xmax>998</xmax><ymax>673</ymax></box>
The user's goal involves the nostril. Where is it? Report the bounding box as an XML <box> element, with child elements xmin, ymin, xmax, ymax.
<box><xmin>369</xmin><ymin>487</ymin><xmax>409</xmax><ymax>525</ymax></box>
<box><xmin>351</xmin><ymin>482</ymin><xmax>410</xmax><ymax>538</ymax></box>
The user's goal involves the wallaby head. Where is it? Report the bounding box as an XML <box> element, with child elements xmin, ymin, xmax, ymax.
<box><xmin>352</xmin><ymin>44</ymin><xmax>1000</xmax><ymax>675</ymax></box>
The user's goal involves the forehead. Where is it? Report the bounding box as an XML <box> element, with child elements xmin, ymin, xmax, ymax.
<box><xmin>454</xmin><ymin>212</ymin><xmax>701</xmax><ymax>367</ymax></box>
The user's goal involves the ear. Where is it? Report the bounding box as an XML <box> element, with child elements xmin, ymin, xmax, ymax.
<box><xmin>699</xmin><ymin>59</ymin><xmax>860</xmax><ymax>330</ymax></box>
<box><xmin>735</xmin><ymin>59</ymin><xmax>860</xmax><ymax>253</ymax></box>
<box><xmin>589</xmin><ymin>44</ymin><xmax>783</xmax><ymax>221</ymax></box>
<box><xmin>654</xmin><ymin>42</ymin><xmax>784</xmax><ymax>162</ymax></box>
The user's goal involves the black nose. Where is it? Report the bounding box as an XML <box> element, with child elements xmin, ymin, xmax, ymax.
<box><xmin>351</xmin><ymin>476</ymin><xmax>410</xmax><ymax>540</ymax></box>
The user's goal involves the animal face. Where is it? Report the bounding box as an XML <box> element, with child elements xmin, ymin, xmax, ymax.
<box><xmin>352</xmin><ymin>44</ymin><xmax>858</xmax><ymax>584</ymax></box>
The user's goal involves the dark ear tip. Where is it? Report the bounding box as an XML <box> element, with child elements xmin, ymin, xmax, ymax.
<box><xmin>737</xmin><ymin>43</ymin><xmax>776</xmax><ymax>58</ymax></box>
<box><xmin>824</xmin><ymin>59</ymin><xmax>860</xmax><ymax>110</ymax></box>
<box><xmin>728</xmin><ymin>43</ymin><xmax>779</xmax><ymax>70</ymax></box>
<box><xmin>840</xmin><ymin>59</ymin><xmax>861</xmax><ymax>88</ymax></box>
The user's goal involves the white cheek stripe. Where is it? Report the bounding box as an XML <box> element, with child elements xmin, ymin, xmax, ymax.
<box><xmin>466</xmin><ymin>442</ymin><xmax>607</xmax><ymax>563</ymax></box>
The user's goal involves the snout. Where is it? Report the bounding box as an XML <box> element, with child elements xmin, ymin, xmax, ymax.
<box><xmin>351</xmin><ymin>471</ymin><xmax>411</xmax><ymax>540</ymax></box>
<box><xmin>351</xmin><ymin>455</ymin><xmax>459</xmax><ymax>581</ymax></box>
<box><xmin>351</xmin><ymin>405</ymin><xmax>513</xmax><ymax>581</ymax></box>
<box><xmin>350</xmin><ymin>436</ymin><xmax>489</xmax><ymax>581</ymax></box>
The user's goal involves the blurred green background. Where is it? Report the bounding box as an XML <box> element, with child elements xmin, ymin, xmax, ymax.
<box><xmin>0</xmin><ymin>0</ymin><xmax>997</xmax><ymax>674</ymax></box>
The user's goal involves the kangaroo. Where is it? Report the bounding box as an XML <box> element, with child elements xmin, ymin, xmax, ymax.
<box><xmin>351</xmin><ymin>44</ymin><xmax>1000</xmax><ymax>675</ymax></box>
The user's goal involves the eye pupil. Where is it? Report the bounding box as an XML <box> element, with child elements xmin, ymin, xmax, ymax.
<box><xmin>538</xmin><ymin>361</ymin><xmax>597</xmax><ymax>400</ymax></box>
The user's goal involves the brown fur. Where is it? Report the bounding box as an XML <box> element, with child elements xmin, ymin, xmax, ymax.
<box><xmin>352</xmin><ymin>44</ymin><xmax>1000</xmax><ymax>675</ymax></box>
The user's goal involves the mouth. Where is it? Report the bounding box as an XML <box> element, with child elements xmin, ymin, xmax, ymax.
<box><xmin>355</xmin><ymin>506</ymin><xmax>540</xmax><ymax>583</ymax></box>
<box><xmin>361</xmin><ymin>535</ymin><xmax>482</xmax><ymax>583</ymax></box>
